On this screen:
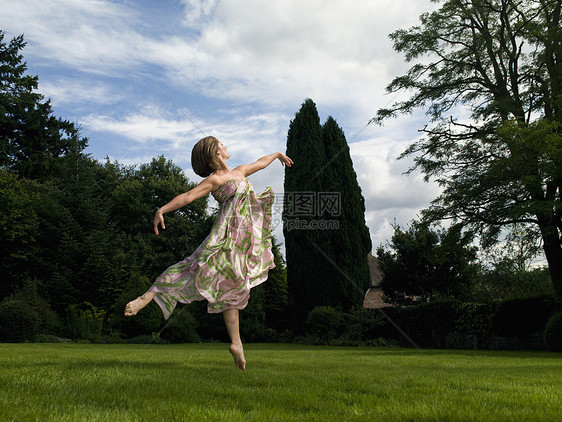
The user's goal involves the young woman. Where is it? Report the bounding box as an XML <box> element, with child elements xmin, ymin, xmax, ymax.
<box><xmin>124</xmin><ymin>136</ymin><xmax>293</xmax><ymax>370</ymax></box>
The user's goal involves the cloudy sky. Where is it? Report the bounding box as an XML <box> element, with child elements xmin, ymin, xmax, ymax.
<box><xmin>1</xmin><ymin>0</ymin><xmax>442</xmax><ymax>255</ymax></box>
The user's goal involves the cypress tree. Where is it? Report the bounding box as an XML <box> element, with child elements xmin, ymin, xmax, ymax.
<box><xmin>319</xmin><ymin>117</ymin><xmax>372</xmax><ymax>310</ymax></box>
<box><xmin>284</xmin><ymin>102</ymin><xmax>373</xmax><ymax>322</ymax></box>
<box><xmin>283</xmin><ymin>99</ymin><xmax>327</xmax><ymax>322</ymax></box>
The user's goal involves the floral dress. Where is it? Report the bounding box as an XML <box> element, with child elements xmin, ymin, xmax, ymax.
<box><xmin>149</xmin><ymin>177</ymin><xmax>276</xmax><ymax>318</ymax></box>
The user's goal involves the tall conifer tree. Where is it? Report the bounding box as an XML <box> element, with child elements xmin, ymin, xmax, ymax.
<box><xmin>284</xmin><ymin>100</ymin><xmax>372</xmax><ymax>320</ymax></box>
<box><xmin>283</xmin><ymin>99</ymin><xmax>326</xmax><ymax>321</ymax></box>
<box><xmin>319</xmin><ymin>117</ymin><xmax>372</xmax><ymax>309</ymax></box>
<box><xmin>0</xmin><ymin>32</ymin><xmax>86</xmax><ymax>180</ymax></box>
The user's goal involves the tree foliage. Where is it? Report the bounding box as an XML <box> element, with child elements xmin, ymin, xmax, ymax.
<box><xmin>375</xmin><ymin>0</ymin><xmax>562</xmax><ymax>295</ymax></box>
<box><xmin>377</xmin><ymin>222</ymin><xmax>478</xmax><ymax>304</ymax></box>
<box><xmin>0</xmin><ymin>31</ymin><xmax>86</xmax><ymax>179</ymax></box>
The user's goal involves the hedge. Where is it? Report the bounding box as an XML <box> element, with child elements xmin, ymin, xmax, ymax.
<box><xmin>305</xmin><ymin>295</ymin><xmax>561</xmax><ymax>350</ymax></box>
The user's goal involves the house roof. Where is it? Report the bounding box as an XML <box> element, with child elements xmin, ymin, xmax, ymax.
<box><xmin>362</xmin><ymin>252</ymin><xmax>393</xmax><ymax>308</ymax></box>
<box><xmin>367</xmin><ymin>252</ymin><xmax>382</xmax><ymax>287</ymax></box>
<box><xmin>363</xmin><ymin>287</ymin><xmax>392</xmax><ymax>309</ymax></box>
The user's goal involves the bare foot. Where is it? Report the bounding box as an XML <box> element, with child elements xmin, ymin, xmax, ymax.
<box><xmin>229</xmin><ymin>343</ymin><xmax>246</xmax><ymax>371</ymax></box>
<box><xmin>124</xmin><ymin>295</ymin><xmax>151</xmax><ymax>317</ymax></box>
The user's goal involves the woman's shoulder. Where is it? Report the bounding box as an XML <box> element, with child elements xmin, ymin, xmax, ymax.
<box><xmin>203</xmin><ymin>174</ymin><xmax>225</xmax><ymax>193</ymax></box>
<box><xmin>207</xmin><ymin>170</ymin><xmax>246</xmax><ymax>193</ymax></box>
<box><xmin>230</xmin><ymin>167</ymin><xmax>247</xmax><ymax>178</ymax></box>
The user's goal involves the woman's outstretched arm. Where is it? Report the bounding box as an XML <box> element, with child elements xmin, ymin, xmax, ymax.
<box><xmin>153</xmin><ymin>177</ymin><xmax>216</xmax><ymax>235</ymax></box>
<box><xmin>236</xmin><ymin>152</ymin><xmax>293</xmax><ymax>177</ymax></box>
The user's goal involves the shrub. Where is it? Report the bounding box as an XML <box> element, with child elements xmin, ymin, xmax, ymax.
<box><xmin>544</xmin><ymin>312</ymin><xmax>562</xmax><ymax>352</ymax></box>
<box><xmin>240</xmin><ymin>284</ymin><xmax>266</xmax><ymax>342</ymax></box>
<box><xmin>278</xmin><ymin>329</ymin><xmax>295</xmax><ymax>343</ymax></box>
<box><xmin>160</xmin><ymin>307</ymin><xmax>198</xmax><ymax>343</ymax></box>
<box><xmin>306</xmin><ymin>306</ymin><xmax>344</xmax><ymax>340</ymax></box>
<box><xmin>190</xmin><ymin>301</ymin><xmax>229</xmax><ymax>342</ymax></box>
<box><xmin>34</xmin><ymin>334</ymin><xmax>67</xmax><ymax>343</ymax></box>
<box><xmin>127</xmin><ymin>334</ymin><xmax>158</xmax><ymax>344</ymax></box>
<box><xmin>493</xmin><ymin>295</ymin><xmax>558</xmax><ymax>337</ymax></box>
<box><xmin>264</xmin><ymin>328</ymin><xmax>279</xmax><ymax>342</ymax></box>
<box><xmin>0</xmin><ymin>280</ymin><xmax>62</xmax><ymax>341</ymax></box>
<box><xmin>0</xmin><ymin>300</ymin><xmax>40</xmax><ymax>342</ymax></box>
<box><xmin>398</xmin><ymin>300</ymin><xmax>459</xmax><ymax>348</ymax></box>
<box><xmin>455</xmin><ymin>302</ymin><xmax>495</xmax><ymax>348</ymax></box>
<box><xmin>65</xmin><ymin>304</ymin><xmax>104</xmax><ymax>343</ymax></box>
<box><xmin>109</xmin><ymin>272</ymin><xmax>163</xmax><ymax>339</ymax></box>
<box><xmin>343</xmin><ymin>307</ymin><xmax>384</xmax><ymax>342</ymax></box>
<box><xmin>102</xmin><ymin>332</ymin><xmax>126</xmax><ymax>344</ymax></box>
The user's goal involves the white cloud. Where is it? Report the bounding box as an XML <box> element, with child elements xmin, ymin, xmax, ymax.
<box><xmin>82</xmin><ymin>109</ymin><xmax>195</xmax><ymax>144</ymax></box>
<box><xmin>181</xmin><ymin>0</ymin><xmax>219</xmax><ymax>26</ymax></box>
<box><xmin>1</xmin><ymin>0</ymin><xmax>145</xmax><ymax>73</ymax></box>
<box><xmin>169</xmin><ymin>0</ymin><xmax>437</xmax><ymax>115</ymax></box>
<box><xmin>4</xmin><ymin>0</ymin><xmax>436</xmax><ymax>117</ymax></box>
<box><xmin>38</xmin><ymin>78</ymin><xmax>122</xmax><ymax>107</ymax></box>
<box><xmin>354</xmin><ymin>153</ymin><xmax>438</xmax><ymax>211</ymax></box>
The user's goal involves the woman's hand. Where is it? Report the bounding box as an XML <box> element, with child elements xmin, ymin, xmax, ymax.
<box><xmin>154</xmin><ymin>209</ymin><xmax>165</xmax><ymax>235</ymax></box>
<box><xmin>277</xmin><ymin>153</ymin><xmax>294</xmax><ymax>167</ymax></box>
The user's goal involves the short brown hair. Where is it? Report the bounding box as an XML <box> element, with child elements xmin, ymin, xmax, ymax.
<box><xmin>191</xmin><ymin>136</ymin><xmax>220</xmax><ymax>177</ymax></box>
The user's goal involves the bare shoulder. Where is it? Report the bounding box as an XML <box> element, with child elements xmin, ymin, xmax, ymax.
<box><xmin>232</xmin><ymin>166</ymin><xmax>251</xmax><ymax>178</ymax></box>
<box><xmin>193</xmin><ymin>174</ymin><xmax>220</xmax><ymax>194</ymax></box>
<box><xmin>231</xmin><ymin>166</ymin><xmax>249</xmax><ymax>178</ymax></box>
<box><xmin>201</xmin><ymin>174</ymin><xmax>221</xmax><ymax>191</ymax></box>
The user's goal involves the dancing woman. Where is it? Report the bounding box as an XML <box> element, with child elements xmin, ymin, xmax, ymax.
<box><xmin>124</xmin><ymin>136</ymin><xmax>293</xmax><ymax>370</ymax></box>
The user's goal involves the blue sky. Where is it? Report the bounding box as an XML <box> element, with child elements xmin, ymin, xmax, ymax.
<box><xmin>1</xmin><ymin>0</ymin><xmax>441</xmax><ymax>254</ymax></box>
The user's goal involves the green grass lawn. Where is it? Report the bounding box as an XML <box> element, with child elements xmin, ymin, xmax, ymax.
<box><xmin>0</xmin><ymin>343</ymin><xmax>560</xmax><ymax>421</ymax></box>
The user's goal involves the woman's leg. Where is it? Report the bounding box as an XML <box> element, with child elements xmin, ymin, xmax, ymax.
<box><xmin>124</xmin><ymin>290</ymin><xmax>157</xmax><ymax>316</ymax></box>
<box><xmin>223</xmin><ymin>308</ymin><xmax>246</xmax><ymax>371</ymax></box>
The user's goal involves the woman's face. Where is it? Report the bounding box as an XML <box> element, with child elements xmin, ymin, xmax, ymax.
<box><xmin>217</xmin><ymin>141</ymin><xmax>230</xmax><ymax>159</ymax></box>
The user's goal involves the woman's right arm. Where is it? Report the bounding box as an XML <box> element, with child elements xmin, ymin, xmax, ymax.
<box><xmin>154</xmin><ymin>177</ymin><xmax>216</xmax><ymax>235</ymax></box>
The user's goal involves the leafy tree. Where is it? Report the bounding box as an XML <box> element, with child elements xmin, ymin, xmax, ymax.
<box><xmin>26</xmin><ymin>151</ymin><xmax>123</xmax><ymax>312</ymax></box>
<box><xmin>109</xmin><ymin>155</ymin><xmax>214</xmax><ymax>283</ymax></box>
<box><xmin>0</xmin><ymin>169</ymin><xmax>39</xmax><ymax>295</ymax></box>
<box><xmin>0</xmin><ymin>32</ymin><xmax>224</xmax><ymax>339</ymax></box>
<box><xmin>261</xmin><ymin>236</ymin><xmax>290</xmax><ymax>331</ymax></box>
<box><xmin>0</xmin><ymin>31</ymin><xmax>86</xmax><ymax>179</ymax></box>
<box><xmin>376</xmin><ymin>222</ymin><xmax>478</xmax><ymax>304</ymax></box>
<box><xmin>374</xmin><ymin>0</ymin><xmax>562</xmax><ymax>296</ymax></box>
<box><xmin>475</xmin><ymin>261</ymin><xmax>553</xmax><ymax>301</ymax></box>
<box><xmin>474</xmin><ymin>223</ymin><xmax>554</xmax><ymax>301</ymax></box>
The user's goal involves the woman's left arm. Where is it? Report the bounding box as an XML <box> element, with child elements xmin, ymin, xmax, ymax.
<box><xmin>236</xmin><ymin>152</ymin><xmax>293</xmax><ymax>177</ymax></box>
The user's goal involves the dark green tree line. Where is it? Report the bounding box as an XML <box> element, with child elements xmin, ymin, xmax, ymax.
<box><xmin>319</xmin><ymin>117</ymin><xmax>372</xmax><ymax>309</ymax></box>
<box><xmin>374</xmin><ymin>0</ymin><xmax>562</xmax><ymax>296</ymax></box>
